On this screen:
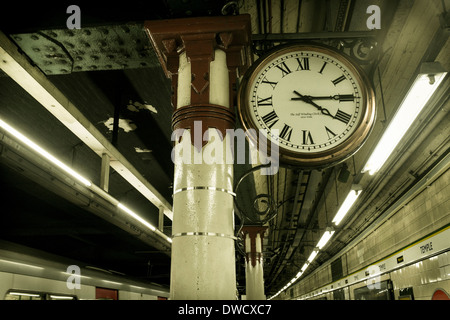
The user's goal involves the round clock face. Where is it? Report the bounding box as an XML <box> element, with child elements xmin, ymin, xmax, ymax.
<box><xmin>238</xmin><ymin>43</ymin><xmax>376</xmax><ymax>168</ymax></box>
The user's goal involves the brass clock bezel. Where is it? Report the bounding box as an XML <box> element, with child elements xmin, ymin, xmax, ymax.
<box><xmin>237</xmin><ymin>42</ymin><xmax>376</xmax><ymax>169</ymax></box>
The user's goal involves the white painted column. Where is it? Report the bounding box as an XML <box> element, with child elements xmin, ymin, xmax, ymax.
<box><xmin>170</xmin><ymin>49</ymin><xmax>237</xmax><ymax>300</ymax></box>
<box><xmin>242</xmin><ymin>227</ymin><xmax>267</xmax><ymax>300</ymax></box>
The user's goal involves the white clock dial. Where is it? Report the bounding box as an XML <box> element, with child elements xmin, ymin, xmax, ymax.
<box><xmin>248</xmin><ymin>50</ymin><xmax>362</xmax><ymax>153</ymax></box>
<box><xmin>238</xmin><ymin>43</ymin><xmax>376</xmax><ymax>168</ymax></box>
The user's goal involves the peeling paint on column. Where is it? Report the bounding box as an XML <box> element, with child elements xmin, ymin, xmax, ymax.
<box><xmin>103</xmin><ymin>117</ymin><xmax>136</xmax><ymax>132</ymax></box>
<box><xmin>127</xmin><ymin>100</ymin><xmax>158</xmax><ymax>113</ymax></box>
<box><xmin>135</xmin><ymin>147</ymin><xmax>152</xmax><ymax>153</ymax></box>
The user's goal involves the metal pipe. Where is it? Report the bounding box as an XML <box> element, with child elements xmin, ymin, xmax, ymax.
<box><xmin>252</xmin><ymin>30</ymin><xmax>378</xmax><ymax>42</ymax></box>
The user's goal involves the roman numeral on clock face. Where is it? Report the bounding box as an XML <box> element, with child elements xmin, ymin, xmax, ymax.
<box><xmin>334</xmin><ymin>109</ymin><xmax>352</xmax><ymax>124</ymax></box>
<box><xmin>302</xmin><ymin>130</ymin><xmax>314</xmax><ymax>145</ymax></box>
<box><xmin>276</xmin><ymin>62</ymin><xmax>291</xmax><ymax>77</ymax></box>
<box><xmin>296</xmin><ymin>57</ymin><xmax>310</xmax><ymax>71</ymax></box>
<box><xmin>279</xmin><ymin>124</ymin><xmax>293</xmax><ymax>141</ymax></box>
<box><xmin>325</xmin><ymin>126</ymin><xmax>337</xmax><ymax>140</ymax></box>
<box><xmin>338</xmin><ymin>94</ymin><xmax>355</xmax><ymax>102</ymax></box>
<box><xmin>257</xmin><ymin>96</ymin><xmax>273</xmax><ymax>106</ymax></box>
<box><xmin>332</xmin><ymin>75</ymin><xmax>346</xmax><ymax>86</ymax></box>
<box><xmin>262</xmin><ymin>78</ymin><xmax>278</xmax><ymax>89</ymax></box>
<box><xmin>261</xmin><ymin>110</ymin><xmax>279</xmax><ymax>129</ymax></box>
<box><xmin>319</xmin><ymin>61</ymin><xmax>327</xmax><ymax>74</ymax></box>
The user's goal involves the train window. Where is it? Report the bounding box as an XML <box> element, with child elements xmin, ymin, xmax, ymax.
<box><xmin>398</xmin><ymin>287</ymin><xmax>414</xmax><ymax>300</ymax></box>
<box><xmin>4</xmin><ymin>290</ymin><xmax>77</xmax><ymax>300</ymax></box>
<box><xmin>47</xmin><ymin>294</ymin><xmax>77</xmax><ymax>300</ymax></box>
<box><xmin>333</xmin><ymin>288</ymin><xmax>345</xmax><ymax>300</ymax></box>
<box><xmin>4</xmin><ymin>290</ymin><xmax>44</xmax><ymax>300</ymax></box>
<box><xmin>354</xmin><ymin>280</ymin><xmax>394</xmax><ymax>300</ymax></box>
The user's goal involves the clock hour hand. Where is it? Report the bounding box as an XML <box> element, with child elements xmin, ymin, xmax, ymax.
<box><xmin>292</xmin><ymin>91</ymin><xmax>334</xmax><ymax>119</ymax></box>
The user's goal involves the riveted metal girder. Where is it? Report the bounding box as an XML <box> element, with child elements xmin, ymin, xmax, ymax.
<box><xmin>10</xmin><ymin>24</ymin><xmax>160</xmax><ymax>75</ymax></box>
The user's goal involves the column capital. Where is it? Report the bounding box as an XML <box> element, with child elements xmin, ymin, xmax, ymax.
<box><xmin>145</xmin><ymin>14</ymin><xmax>252</xmax><ymax>77</ymax></box>
<box><xmin>241</xmin><ymin>225</ymin><xmax>268</xmax><ymax>236</ymax></box>
<box><xmin>242</xmin><ymin>226</ymin><xmax>268</xmax><ymax>267</ymax></box>
<box><xmin>145</xmin><ymin>14</ymin><xmax>252</xmax><ymax>108</ymax></box>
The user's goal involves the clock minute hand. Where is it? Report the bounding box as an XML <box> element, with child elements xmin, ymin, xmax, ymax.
<box><xmin>291</xmin><ymin>94</ymin><xmax>355</xmax><ymax>101</ymax></box>
<box><xmin>292</xmin><ymin>91</ymin><xmax>334</xmax><ymax>119</ymax></box>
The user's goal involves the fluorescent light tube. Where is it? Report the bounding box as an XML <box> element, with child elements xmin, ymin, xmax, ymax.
<box><xmin>301</xmin><ymin>263</ymin><xmax>309</xmax><ymax>272</ymax></box>
<box><xmin>363</xmin><ymin>62</ymin><xmax>447</xmax><ymax>175</ymax></box>
<box><xmin>50</xmin><ymin>295</ymin><xmax>75</xmax><ymax>300</ymax></box>
<box><xmin>332</xmin><ymin>190</ymin><xmax>361</xmax><ymax>226</ymax></box>
<box><xmin>10</xmin><ymin>292</ymin><xmax>41</xmax><ymax>297</ymax></box>
<box><xmin>307</xmin><ymin>249</ymin><xmax>319</xmax><ymax>263</ymax></box>
<box><xmin>0</xmin><ymin>119</ymin><xmax>91</xmax><ymax>187</ymax></box>
<box><xmin>317</xmin><ymin>228</ymin><xmax>335</xmax><ymax>249</ymax></box>
<box><xmin>117</xmin><ymin>202</ymin><xmax>157</xmax><ymax>232</ymax></box>
<box><xmin>332</xmin><ymin>189</ymin><xmax>362</xmax><ymax>226</ymax></box>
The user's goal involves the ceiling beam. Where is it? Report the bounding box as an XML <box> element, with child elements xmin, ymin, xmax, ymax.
<box><xmin>0</xmin><ymin>30</ymin><xmax>173</xmax><ymax>220</ymax></box>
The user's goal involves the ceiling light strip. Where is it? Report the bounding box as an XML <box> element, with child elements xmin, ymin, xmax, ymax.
<box><xmin>270</xmin><ymin>187</ymin><xmax>361</xmax><ymax>299</ymax></box>
<box><xmin>0</xmin><ymin>118</ymin><xmax>171</xmax><ymax>245</ymax></box>
<box><xmin>0</xmin><ymin>119</ymin><xmax>91</xmax><ymax>187</ymax></box>
<box><xmin>117</xmin><ymin>203</ymin><xmax>156</xmax><ymax>232</ymax></box>
<box><xmin>332</xmin><ymin>188</ymin><xmax>362</xmax><ymax>226</ymax></box>
<box><xmin>363</xmin><ymin>62</ymin><xmax>447</xmax><ymax>175</ymax></box>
